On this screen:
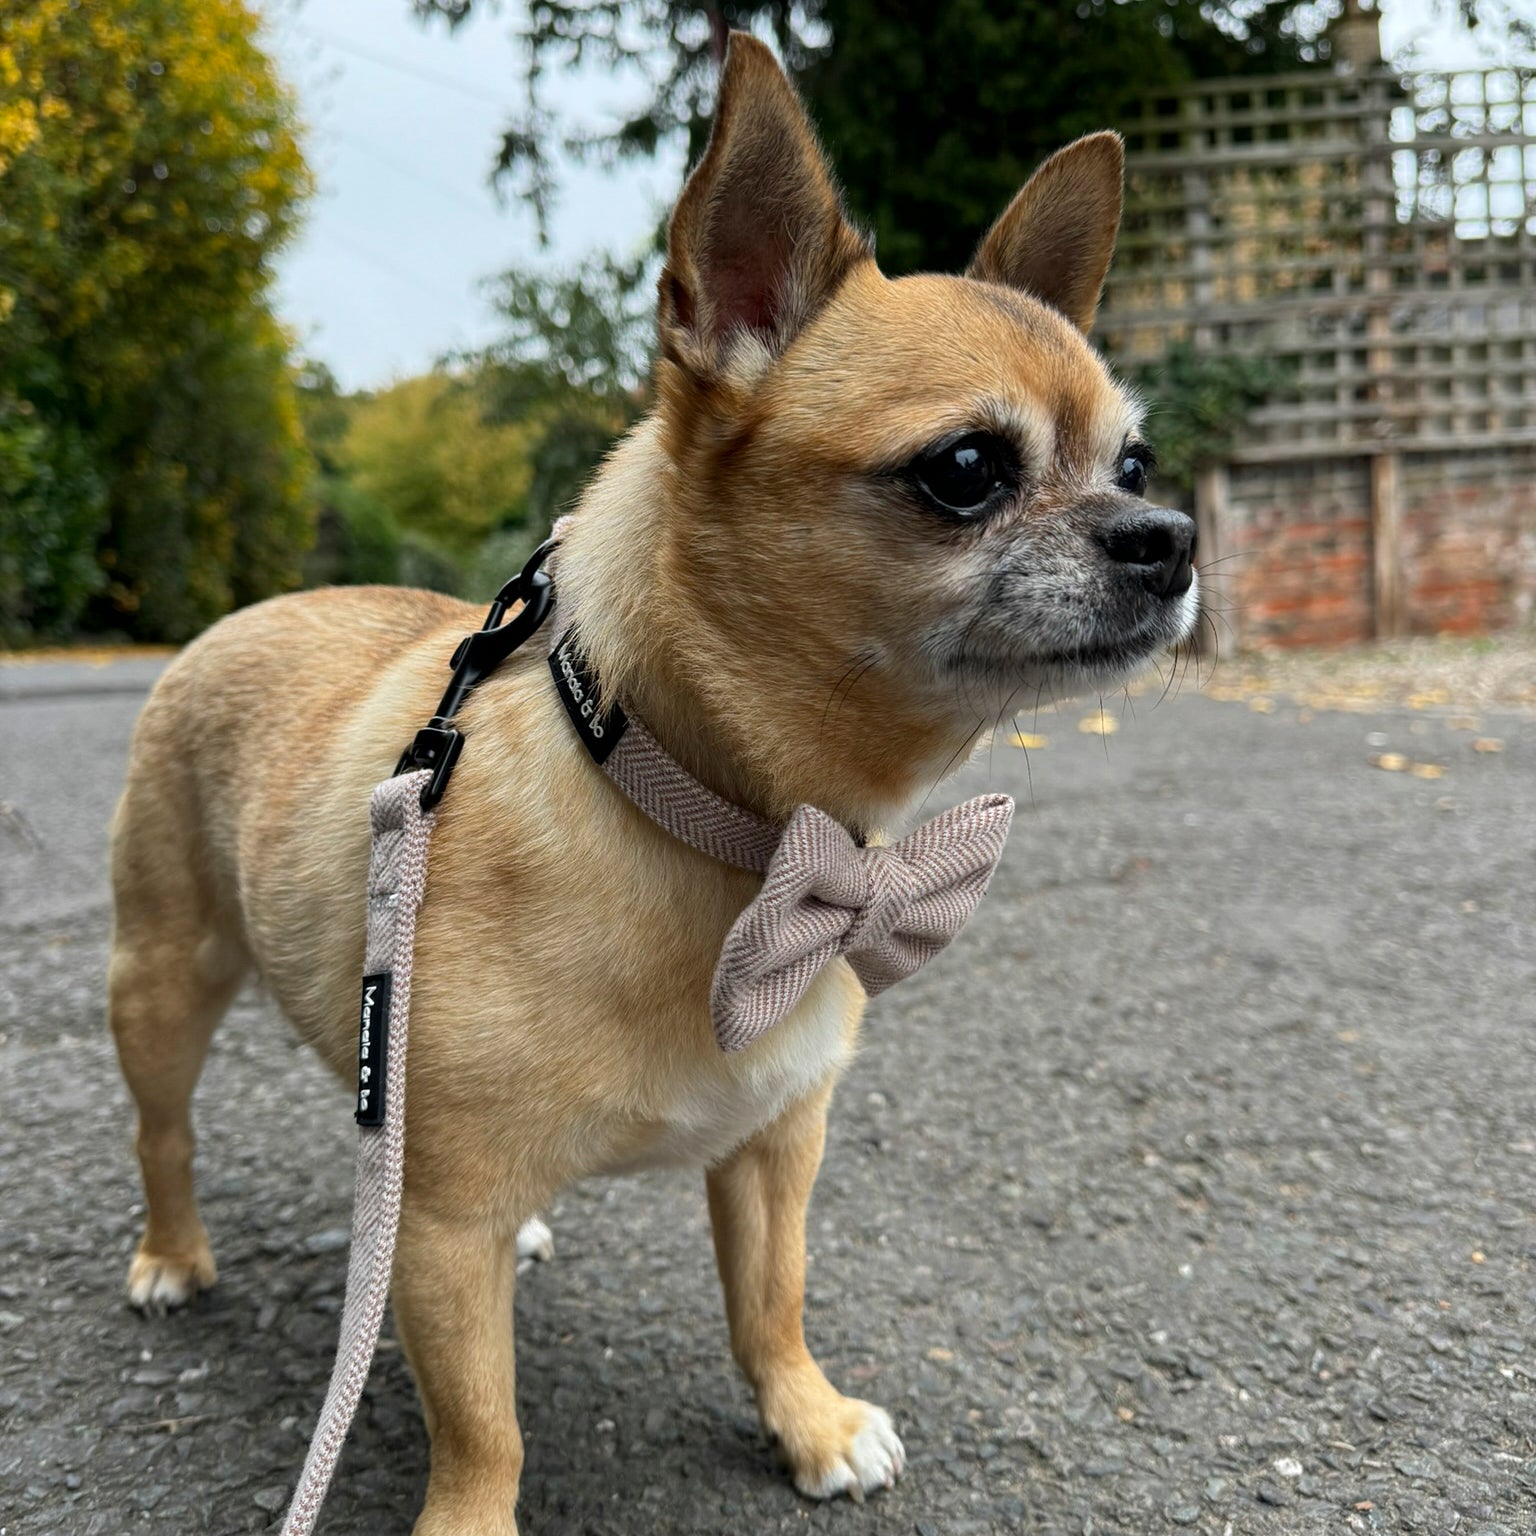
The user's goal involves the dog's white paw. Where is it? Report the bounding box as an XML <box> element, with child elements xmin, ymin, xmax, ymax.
<box><xmin>792</xmin><ymin>1403</ymin><xmax>905</xmax><ymax>1502</ymax></box>
<box><xmin>514</xmin><ymin>1216</ymin><xmax>554</xmax><ymax>1267</ymax></box>
<box><xmin>126</xmin><ymin>1247</ymin><xmax>216</xmax><ymax>1315</ymax></box>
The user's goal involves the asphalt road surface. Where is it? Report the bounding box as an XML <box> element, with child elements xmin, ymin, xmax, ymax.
<box><xmin>3</xmin><ymin>654</ymin><xmax>1534</xmax><ymax>1536</ymax></box>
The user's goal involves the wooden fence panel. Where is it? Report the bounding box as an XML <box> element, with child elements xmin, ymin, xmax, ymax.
<box><xmin>1101</xmin><ymin>65</ymin><xmax>1536</xmax><ymax>464</ymax></box>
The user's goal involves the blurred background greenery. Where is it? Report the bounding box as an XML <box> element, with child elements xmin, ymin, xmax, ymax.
<box><xmin>0</xmin><ymin>0</ymin><xmax>1525</xmax><ymax>645</ymax></box>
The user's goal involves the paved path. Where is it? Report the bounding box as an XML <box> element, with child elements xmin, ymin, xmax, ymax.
<box><xmin>0</xmin><ymin>654</ymin><xmax>170</xmax><ymax>705</ymax></box>
<box><xmin>2</xmin><ymin>656</ymin><xmax>1534</xmax><ymax>1535</ymax></box>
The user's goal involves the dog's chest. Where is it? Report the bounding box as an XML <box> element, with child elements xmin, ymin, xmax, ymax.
<box><xmin>607</xmin><ymin>976</ymin><xmax>856</xmax><ymax>1171</ymax></box>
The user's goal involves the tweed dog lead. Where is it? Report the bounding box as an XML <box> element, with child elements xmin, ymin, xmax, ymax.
<box><xmin>281</xmin><ymin>770</ymin><xmax>434</xmax><ymax>1536</ymax></box>
<box><xmin>284</xmin><ymin>542</ymin><xmax>1013</xmax><ymax>1528</ymax></box>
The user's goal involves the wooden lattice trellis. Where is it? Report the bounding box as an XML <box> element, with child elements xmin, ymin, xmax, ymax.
<box><xmin>1100</xmin><ymin>55</ymin><xmax>1536</xmax><ymax>637</ymax></box>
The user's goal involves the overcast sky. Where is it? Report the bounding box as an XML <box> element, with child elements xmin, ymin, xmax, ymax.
<box><xmin>262</xmin><ymin>0</ymin><xmax>686</xmax><ymax>389</ymax></box>
<box><xmin>261</xmin><ymin>0</ymin><xmax>1505</xmax><ymax>392</ymax></box>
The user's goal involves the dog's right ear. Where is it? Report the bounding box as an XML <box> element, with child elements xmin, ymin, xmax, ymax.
<box><xmin>966</xmin><ymin>133</ymin><xmax>1124</xmax><ymax>334</ymax></box>
<box><xmin>658</xmin><ymin>33</ymin><xmax>870</xmax><ymax>380</ymax></box>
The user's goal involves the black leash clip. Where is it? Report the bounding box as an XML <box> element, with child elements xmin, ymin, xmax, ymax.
<box><xmin>396</xmin><ymin>538</ymin><xmax>559</xmax><ymax>810</ymax></box>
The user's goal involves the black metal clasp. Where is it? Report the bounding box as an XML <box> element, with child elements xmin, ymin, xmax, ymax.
<box><xmin>396</xmin><ymin>537</ymin><xmax>559</xmax><ymax>810</ymax></box>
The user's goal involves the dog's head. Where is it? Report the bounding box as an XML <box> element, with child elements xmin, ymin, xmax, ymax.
<box><xmin>587</xmin><ymin>34</ymin><xmax>1199</xmax><ymax>817</ymax></box>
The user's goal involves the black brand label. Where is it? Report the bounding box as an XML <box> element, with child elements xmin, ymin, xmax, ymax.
<box><xmin>549</xmin><ymin>628</ymin><xmax>627</xmax><ymax>765</ymax></box>
<box><xmin>355</xmin><ymin>971</ymin><xmax>392</xmax><ymax>1127</ymax></box>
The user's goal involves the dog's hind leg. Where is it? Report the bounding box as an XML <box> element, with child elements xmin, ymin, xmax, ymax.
<box><xmin>108</xmin><ymin>773</ymin><xmax>247</xmax><ymax>1314</ymax></box>
<box><xmin>706</xmin><ymin>1080</ymin><xmax>906</xmax><ymax>1502</ymax></box>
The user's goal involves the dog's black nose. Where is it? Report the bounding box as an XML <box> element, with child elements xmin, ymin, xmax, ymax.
<box><xmin>1096</xmin><ymin>507</ymin><xmax>1197</xmax><ymax>597</ymax></box>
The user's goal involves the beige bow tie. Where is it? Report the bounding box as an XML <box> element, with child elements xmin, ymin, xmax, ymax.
<box><xmin>709</xmin><ymin>796</ymin><xmax>1015</xmax><ymax>1051</ymax></box>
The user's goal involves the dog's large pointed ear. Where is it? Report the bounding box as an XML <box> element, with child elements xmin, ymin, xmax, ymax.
<box><xmin>658</xmin><ymin>33</ymin><xmax>871</xmax><ymax>377</ymax></box>
<box><xmin>966</xmin><ymin>132</ymin><xmax>1124</xmax><ymax>334</ymax></box>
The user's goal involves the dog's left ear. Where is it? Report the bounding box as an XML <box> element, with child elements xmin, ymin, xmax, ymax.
<box><xmin>659</xmin><ymin>32</ymin><xmax>871</xmax><ymax>378</ymax></box>
<box><xmin>966</xmin><ymin>132</ymin><xmax>1124</xmax><ymax>334</ymax></box>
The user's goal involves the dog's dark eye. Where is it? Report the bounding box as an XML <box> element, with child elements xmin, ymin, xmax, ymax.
<box><xmin>909</xmin><ymin>432</ymin><xmax>1015</xmax><ymax>518</ymax></box>
<box><xmin>1117</xmin><ymin>445</ymin><xmax>1154</xmax><ymax>498</ymax></box>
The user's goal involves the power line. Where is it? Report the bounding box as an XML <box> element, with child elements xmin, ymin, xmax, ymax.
<box><xmin>321</xmin><ymin>227</ymin><xmax>458</xmax><ymax>300</ymax></box>
<box><xmin>330</xmin><ymin>128</ymin><xmax>500</xmax><ymax>220</ymax></box>
<box><xmin>293</xmin><ymin>21</ymin><xmax>515</xmax><ymax>110</ymax></box>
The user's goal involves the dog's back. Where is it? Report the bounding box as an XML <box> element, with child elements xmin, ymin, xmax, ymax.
<box><xmin>118</xmin><ymin>583</ymin><xmax>467</xmax><ymax>860</ymax></box>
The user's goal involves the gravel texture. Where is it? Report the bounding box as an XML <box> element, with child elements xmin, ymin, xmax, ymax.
<box><xmin>2</xmin><ymin>652</ymin><xmax>1535</xmax><ymax>1535</ymax></box>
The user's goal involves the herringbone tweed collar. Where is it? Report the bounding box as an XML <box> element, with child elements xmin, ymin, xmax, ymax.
<box><xmin>546</xmin><ymin>620</ymin><xmax>1014</xmax><ymax>1051</ymax></box>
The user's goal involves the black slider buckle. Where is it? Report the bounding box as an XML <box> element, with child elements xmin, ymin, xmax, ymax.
<box><xmin>396</xmin><ymin>723</ymin><xmax>465</xmax><ymax>813</ymax></box>
<box><xmin>395</xmin><ymin>538</ymin><xmax>559</xmax><ymax>810</ymax></box>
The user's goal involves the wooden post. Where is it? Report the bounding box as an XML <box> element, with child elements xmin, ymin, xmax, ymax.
<box><xmin>1194</xmin><ymin>462</ymin><xmax>1234</xmax><ymax>654</ymax></box>
<box><xmin>1353</xmin><ymin>29</ymin><xmax>1401</xmax><ymax>641</ymax></box>
<box><xmin>1371</xmin><ymin>452</ymin><xmax>1403</xmax><ymax>639</ymax></box>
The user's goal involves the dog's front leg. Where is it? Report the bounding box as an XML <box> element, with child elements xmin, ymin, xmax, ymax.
<box><xmin>392</xmin><ymin>1198</ymin><xmax>523</xmax><ymax>1535</ymax></box>
<box><xmin>706</xmin><ymin>1083</ymin><xmax>906</xmax><ymax>1502</ymax></box>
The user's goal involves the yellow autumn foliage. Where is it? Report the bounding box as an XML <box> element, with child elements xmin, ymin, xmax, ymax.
<box><xmin>0</xmin><ymin>0</ymin><xmax>311</xmax><ymax>383</ymax></box>
<box><xmin>342</xmin><ymin>374</ymin><xmax>534</xmax><ymax>562</ymax></box>
<box><xmin>0</xmin><ymin>0</ymin><xmax>316</xmax><ymax>641</ymax></box>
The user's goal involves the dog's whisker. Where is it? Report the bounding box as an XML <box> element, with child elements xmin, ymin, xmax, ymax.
<box><xmin>819</xmin><ymin>650</ymin><xmax>882</xmax><ymax>745</ymax></box>
<box><xmin>1007</xmin><ymin>706</ymin><xmax>1038</xmax><ymax>811</ymax></box>
<box><xmin>1150</xmin><ymin>650</ymin><xmax>1179</xmax><ymax>711</ymax></box>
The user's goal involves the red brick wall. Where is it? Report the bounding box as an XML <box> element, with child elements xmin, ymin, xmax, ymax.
<box><xmin>1400</xmin><ymin>454</ymin><xmax>1536</xmax><ymax>637</ymax></box>
<box><xmin>1211</xmin><ymin>448</ymin><xmax>1536</xmax><ymax>649</ymax></box>
<box><xmin>1220</xmin><ymin>459</ymin><xmax>1374</xmax><ymax>648</ymax></box>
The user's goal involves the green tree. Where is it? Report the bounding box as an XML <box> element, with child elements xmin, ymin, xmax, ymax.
<box><xmin>341</xmin><ymin>370</ymin><xmax>534</xmax><ymax>568</ymax></box>
<box><xmin>295</xmin><ymin>361</ymin><xmax>406</xmax><ymax>591</ymax></box>
<box><xmin>0</xmin><ymin>402</ymin><xmax>107</xmax><ymax>643</ymax></box>
<box><xmin>477</xmin><ymin>255</ymin><xmax>652</xmax><ymax>530</ymax></box>
<box><xmin>0</xmin><ymin>0</ymin><xmax>315</xmax><ymax>642</ymax></box>
<box><xmin>103</xmin><ymin>312</ymin><xmax>314</xmax><ymax>638</ymax></box>
<box><xmin>294</xmin><ymin>360</ymin><xmax>353</xmax><ymax>481</ymax></box>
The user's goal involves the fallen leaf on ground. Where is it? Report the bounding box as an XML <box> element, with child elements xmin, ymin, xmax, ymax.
<box><xmin>1370</xmin><ymin>753</ymin><xmax>1409</xmax><ymax>772</ymax></box>
<box><xmin>1078</xmin><ymin>712</ymin><xmax>1118</xmax><ymax>736</ymax></box>
<box><xmin>1010</xmin><ymin>731</ymin><xmax>1049</xmax><ymax>749</ymax></box>
<box><xmin>1471</xmin><ymin>738</ymin><xmax>1504</xmax><ymax>753</ymax></box>
<box><xmin>1248</xmin><ymin>696</ymin><xmax>1276</xmax><ymax>713</ymax></box>
<box><xmin>926</xmin><ymin>1346</ymin><xmax>954</xmax><ymax>1362</ymax></box>
<box><xmin>1409</xmin><ymin>762</ymin><xmax>1445</xmax><ymax>779</ymax></box>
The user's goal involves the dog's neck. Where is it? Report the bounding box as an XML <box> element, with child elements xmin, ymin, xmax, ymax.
<box><xmin>557</xmin><ymin>421</ymin><xmax>985</xmax><ymax>834</ymax></box>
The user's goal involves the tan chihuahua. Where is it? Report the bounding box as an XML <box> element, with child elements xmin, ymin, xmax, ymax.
<box><xmin>108</xmin><ymin>33</ymin><xmax>1197</xmax><ymax>1534</ymax></box>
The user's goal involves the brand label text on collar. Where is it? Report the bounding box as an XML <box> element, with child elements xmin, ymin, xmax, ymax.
<box><xmin>549</xmin><ymin>628</ymin><xmax>628</xmax><ymax>765</ymax></box>
<box><xmin>355</xmin><ymin>970</ymin><xmax>393</xmax><ymax>1127</ymax></box>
